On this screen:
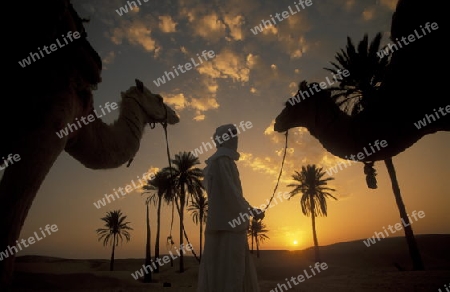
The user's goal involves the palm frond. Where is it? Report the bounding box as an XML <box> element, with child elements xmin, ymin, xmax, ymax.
<box><xmin>324</xmin><ymin>32</ymin><xmax>389</xmax><ymax>115</ymax></box>
<box><xmin>287</xmin><ymin>164</ymin><xmax>338</xmax><ymax>217</ymax></box>
<box><xmin>95</xmin><ymin>209</ymin><xmax>133</xmax><ymax>246</ymax></box>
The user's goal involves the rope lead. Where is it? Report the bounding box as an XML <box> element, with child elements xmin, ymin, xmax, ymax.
<box><xmin>262</xmin><ymin>130</ymin><xmax>289</xmax><ymax>213</ymax></box>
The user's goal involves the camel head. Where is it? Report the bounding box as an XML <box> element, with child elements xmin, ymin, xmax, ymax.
<box><xmin>274</xmin><ymin>81</ymin><xmax>329</xmax><ymax>132</ymax></box>
<box><xmin>123</xmin><ymin>79</ymin><xmax>180</xmax><ymax>125</ymax></box>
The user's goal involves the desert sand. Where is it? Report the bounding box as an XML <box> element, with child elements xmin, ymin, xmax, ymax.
<box><xmin>11</xmin><ymin>234</ymin><xmax>450</xmax><ymax>291</ymax></box>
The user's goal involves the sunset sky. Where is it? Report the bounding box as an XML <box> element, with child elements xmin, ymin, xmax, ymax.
<box><xmin>9</xmin><ymin>0</ymin><xmax>449</xmax><ymax>260</ymax></box>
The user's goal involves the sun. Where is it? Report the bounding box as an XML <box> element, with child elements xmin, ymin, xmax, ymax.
<box><xmin>293</xmin><ymin>240</ymin><xmax>298</xmax><ymax>245</ymax></box>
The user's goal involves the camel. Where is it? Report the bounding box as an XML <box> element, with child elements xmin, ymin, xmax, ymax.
<box><xmin>273</xmin><ymin>0</ymin><xmax>448</xmax><ymax>271</ymax></box>
<box><xmin>0</xmin><ymin>1</ymin><xmax>179</xmax><ymax>289</ymax></box>
<box><xmin>274</xmin><ymin>0</ymin><xmax>449</xmax><ymax>161</ymax></box>
<box><xmin>274</xmin><ymin>80</ymin><xmax>449</xmax><ymax>161</ymax></box>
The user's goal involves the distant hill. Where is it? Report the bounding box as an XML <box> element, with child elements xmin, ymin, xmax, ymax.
<box><xmin>258</xmin><ymin>234</ymin><xmax>450</xmax><ymax>270</ymax></box>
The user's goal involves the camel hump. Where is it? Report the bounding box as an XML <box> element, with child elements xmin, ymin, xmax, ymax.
<box><xmin>392</xmin><ymin>0</ymin><xmax>446</xmax><ymax>40</ymax></box>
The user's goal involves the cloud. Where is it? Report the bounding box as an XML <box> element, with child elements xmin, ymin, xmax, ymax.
<box><xmin>146</xmin><ymin>166</ymin><xmax>160</xmax><ymax>177</ymax></box>
<box><xmin>202</xmin><ymin>77</ymin><xmax>219</xmax><ymax>95</ymax></box>
<box><xmin>162</xmin><ymin>93</ymin><xmax>188</xmax><ymax>111</ymax></box>
<box><xmin>132</xmin><ymin>166</ymin><xmax>161</xmax><ymax>193</ymax></box>
<box><xmin>161</xmin><ymin>91</ymin><xmax>219</xmax><ymax>121</ymax></box>
<box><xmin>109</xmin><ymin>19</ymin><xmax>158</xmax><ymax>53</ymax></box>
<box><xmin>197</xmin><ymin>49</ymin><xmax>251</xmax><ymax>83</ymax></box>
<box><xmin>246</xmin><ymin>53</ymin><xmax>257</xmax><ymax>68</ymax></box>
<box><xmin>274</xmin><ymin>33</ymin><xmax>310</xmax><ymax>59</ymax></box>
<box><xmin>344</xmin><ymin>0</ymin><xmax>356</xmax><ymax>11</ymax></box>
<box><xmin>159</xmin><ymin>15</ymin><xmax>177</xmax><ymax>33</ymax></box>
<box><xmin>223</xmin><ymin>14</ymin><xmax>245</xmax><ymax>41</ymax></box>
<box><xmin>193</xmin><ymin>114</ymin><xmax>206</xmax><ymax>121</ymax></box>
<box><xmin>288</xmin><ymin>81</ymin><xmax>298</xmax><ymax>88</ymax></box>
<box><xmin>190</xmin><ymin>13</ymin><xmax>227</xmax><ymax>41</ymax></box>
<box><xmin>191</xmin><ymin>96</ymin><xmax>220</xmax><ymax>121</ymax></box>
<box><xmin>101</xmin><ymin>51</ymin><xmax>116</xmax><ymax>68</ymax></box>
<box><xmin>379</xmin><ymin>0</ymin><xmax>398</xmax><ymax>11</ymax></box>
<box><xmin>248</xmin><ymin>7</ymin><xmax>312</xmax><ymax>60</ymax></box>
<box><xmin>262</xmin><ymin>26</ymin><xmax>278</xmax><ymax>35</ymax></box>
<box><xmin>190</xmin><ymin>96</ymin><xmax>220</xmax><ymax>112</ymax></box>
<box><xmin>189</xmin><ymin>84</ymin><xmax>220</xmax><ymax>120</ymax></box>
<box><xmin>239</xmin><ymin>152</ymin><xmax>280</xmax><ymax>177</ymax></box>
<box><xmin>177</xmin><ymin>0</ymin><xmax>257</xmax><ymax>42</ymax></box>
<box><xmin>362</xmin><ymin>6</ymin><xmax>376</xmax><ymax>21</ymax></box>
<box><xmin>238</xmin><ymin>121</ymin><xmax>348</xmax><ymax>188</ymax></box>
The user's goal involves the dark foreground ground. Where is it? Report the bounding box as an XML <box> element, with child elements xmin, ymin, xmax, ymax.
<box><xmin>11</xmin><ymin>234</ymin><xmax>450</xmax><ymax>291</ymax></box>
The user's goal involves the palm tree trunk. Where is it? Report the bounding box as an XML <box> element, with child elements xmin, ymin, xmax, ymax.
<box><xmin>154</xmin><ymin>195</ymin><xmax>162</xmax><ymax>273</ymax></box>
<box><xmin>144</xmin><ymin>203</ymin><xmax>152</xmax><ymax>282</ymax></box>
<box><xmin>311</xmin><ymin>200</ymin><xmax>321</xmax><ymax>263</ymax></box>
<box><xmin>174</xmin><ymin>194</ymin><xmax>200</xmax><ymax>264</ymax></box>
<box><xmin>256</xmin><ymin>237</ymin><xmax>260</xmax><ymax>258</ymax></box>
<box><xmin>251</xmin><ymin>232</ymin><xmax>254</xmax><ymax>254</ymax></box>
<box><xmin>110</xmin><ymin>234</ymin><xmax>116</xmax><ymax>271</ymax></box>
<box><xmin>169</xmin><ymin>198</ymin><xmax>174</xmax><ymax>267</ymax></box>
<box><xmin>384</xmin><ymin>158</ymin><xmax>424</xmax><ymax>270</ymax></box>
<box><xmin>179</xmin><ymin>188</ymin><xmax>186</xmax><ymax>273</ymax></box>
<box><xmin>199</xmin><ymin>210</ymin><xmax>203</xmax><ymax>262</ymax></box>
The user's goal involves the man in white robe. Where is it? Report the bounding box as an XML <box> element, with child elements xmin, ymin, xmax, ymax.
<box><xmin>197</xmin><ymin>124</ymin><xmax>264</xmax><ymax>292</ymax></box>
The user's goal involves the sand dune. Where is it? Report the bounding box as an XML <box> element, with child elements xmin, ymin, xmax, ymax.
<box><xmin>11</xmin><ymin>234</ymin><xmax>450</xmax><ymax>291</ymax></box>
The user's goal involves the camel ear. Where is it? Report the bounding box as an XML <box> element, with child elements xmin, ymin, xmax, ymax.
<box><xmin>299</xmin><ymin>80</ymin><xmax>307</xmax><ymax>90</ymax></box>
<box><xmin>135</xmin><ymin>79</ymin><xmax>144</xmax><ymax>92</ymax></box>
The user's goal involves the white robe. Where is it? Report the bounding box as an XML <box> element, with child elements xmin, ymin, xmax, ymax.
<box><xmin>197</xmin><ymin>146</ymin><xmax>260</xmax><ymax>292</ymax></box>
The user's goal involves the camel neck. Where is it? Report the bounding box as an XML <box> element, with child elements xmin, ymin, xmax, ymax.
<box><xmin>64</xmin><ymin>96</ymin><xmax>148</xmax><ymax>169</ymax></box>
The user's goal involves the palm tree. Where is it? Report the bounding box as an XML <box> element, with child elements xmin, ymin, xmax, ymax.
<box><xmin>248</xmin><ymin>218</ymin><xmax>270</xmax><ymax>258</ymax></box>
<box><xmin>166</xmin><ymin>196</ymin><xmax>176</xmax><ymax>268</ymax></box>
<box><xmin>187</xmin><ymin>191</ymin><xmax>208</xmax><ymax>261</ymax></box>
<box><xmin>142</xmin><ymin>194</ymin><xmax>156</xmax><ymax>282</ymax></box>
<box><xmin>142</xmin><ymin>170</ymin><xmax>173</xmax><ymax>273</ymax></box>
<box><xmin>324</xmin><ymin>32</ymin><xmax>389</xmax><ymax>115</ymax></box>
<box><xmin>287</xmin><ymin>164</ymin><xmax>337</xmax><ymax>263</ymax></box>
<box><xmin>163</xmin><ymin>151</ymin><xmax>204</xmax><ymax>272</ymax></box>
<box><xmin>324</xmin><ymin>33</ymin><xmax>425</xmax><ymax>270</ymax></box>
<box><xmin>96</xmin><ymin>210</ymin><xmax>133</xmax><ymax>271</ymax></box>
